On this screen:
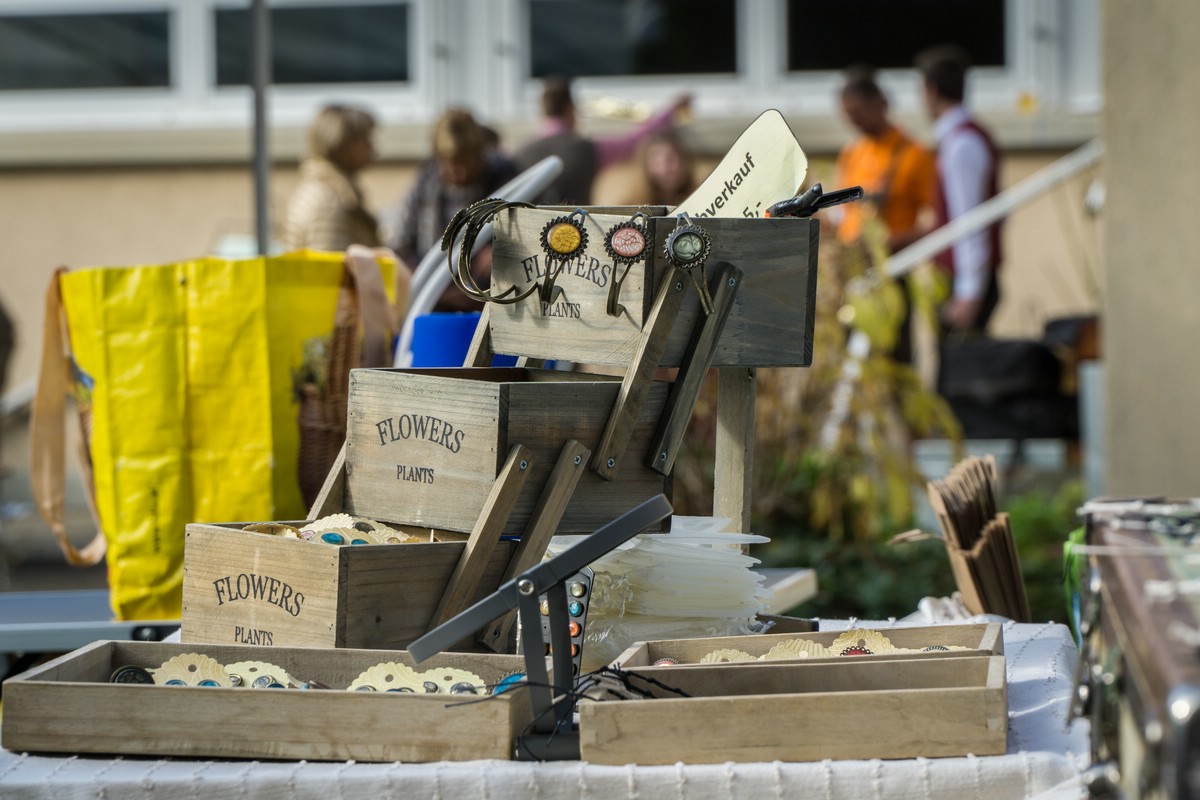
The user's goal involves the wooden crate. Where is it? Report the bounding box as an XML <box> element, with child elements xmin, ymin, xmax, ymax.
<box><xmin>2</xmin><ymin>640</ymin><xmax>531</xmax><ymax>762</ymax></box>
<box><xmin>614</xmin><ymin>622</ymin><xmax>1004</xmax><ymax>669</ymax></box>
<box><xmin>490</xmin><ymin>209</ymin><xmax>820</xmax><ymax>368</ymax></box>
<box><xmin>580</xmin><ymin>654</ymin><xmax>1008</xmax><ymax>764</ymax></box>
<box><xmin>182</xmin><ymin>523</ymin><xmax>516</xmax><ymax>649</ymax></box>
<box><xmin>343</xmin><ymin>367</ymin><xmax>670</xmax><ymax>534</ymax></box>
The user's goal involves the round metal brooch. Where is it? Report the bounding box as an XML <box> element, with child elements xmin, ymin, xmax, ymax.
<box><xmin>540</xmin><ymin>209</ymin><xmax>589</xmax><ymax>263</ymax></box>
<box><xmin>603</xmin><ymin>212</ymin><xmax>650</xmax><ymax>266</ymax></box>
<box><xmin>663</xmin><ymin>217</ymin><xmax>711</xmax><ymax>271</ymax></box>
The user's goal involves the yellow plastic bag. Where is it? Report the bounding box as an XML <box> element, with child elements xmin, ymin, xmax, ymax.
<box><xmin>31</xmin><ymin>249</ymin><xmax>394</xmax><ymax>620</ymax></box>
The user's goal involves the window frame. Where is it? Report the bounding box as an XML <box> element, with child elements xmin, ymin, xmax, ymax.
<box><xmin>0</xmin><ymin>0</ymin><xmax>1102</xmax><ymax>157</ymax></box>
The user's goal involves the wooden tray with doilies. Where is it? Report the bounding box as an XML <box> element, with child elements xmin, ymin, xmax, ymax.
<box><xmin>613</xmin><ymin>622</ymin><xmax>1004</xmax><ymax>670</ymax></box>
<box><xmin>2</xmin><ymin>640</ymin><xmax>532</xmax><ymax>762</ymax></box>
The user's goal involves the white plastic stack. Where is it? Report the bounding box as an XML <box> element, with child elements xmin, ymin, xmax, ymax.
<box><xmin>546</xmin><ymin>517</ymin><xmax>770</xmax><ymax>669</ymax></box>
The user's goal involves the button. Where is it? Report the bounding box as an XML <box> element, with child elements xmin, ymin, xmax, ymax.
<box><xmin>568</xmin><ymin>621</ymin><xmax>581</xmax><ymax>637</ymax></box>
<box><xmin>569</xmin><ymin>581</ymin><xmax>587</xmax><ymax>598</ymax></box>
<box><xmin>109</xmin><ymin>666</ymin><xmax>154</xmax><ymax>684</ymax></box>
<box><xmin>568</xmin><ymin>601</ymin><xmax>584</xmax><ymax>617</ymax></box>
<box><xmin>350</xmin><ymin>538</ymin><xmax>369</xmax><ymax>545</ymax></box>
<box><xmin>492</xmin><ymin>672</ymin><xmax>526</xmax><ymax>696</ymax></box>
<box><xmin>320</xmin><ymin>532</ymin><xmax>345</xmax><ymax>545</ymax></box>
<box><xmin>570</xmin><ymin>643</ymin><xmax>579</xmax><ymax>657</ymax></box>
<box><xmin>539</xmin><ymin>599</ymin><xmax>550</xmax><ymax>616</ymax></box>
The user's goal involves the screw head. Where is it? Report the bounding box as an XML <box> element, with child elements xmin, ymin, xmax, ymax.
<box><xmin>728</xmin><ymin>277</ymin><xmax>737</xmax><ymax>286</ymax></box>
<box><xmin>675</xmin><ymin>281</ymin><xmax>683</xmax><ymax>291</ymax></box>
<box><xmin>574</xmin><ymin>455</ymin><xmax>582</xmax><ymax>465</ymax></box>
<box><xmin>607</xmin><ymin>458</ymin><xmax>616</xmax><ymax>469</ymax></box>
<box><xmin>519</xmin><ymin>460</ymin><xmax>528</xmax><ymax>470</ymax></box>
<box><xmin>659</xmin><ymin>451</ymin><xmax>668</xmax><ymax>462</ymax></box>
<box><xmin>517</xmin><ymin>578</ymin><xmax>536</xmax><ymax>596</ymax></box>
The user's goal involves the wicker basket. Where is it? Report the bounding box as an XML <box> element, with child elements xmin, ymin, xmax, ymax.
<box><xmin>297</xmin><ymin>248</ymin><xmax>394</xmax><ymax>508</ymax></box>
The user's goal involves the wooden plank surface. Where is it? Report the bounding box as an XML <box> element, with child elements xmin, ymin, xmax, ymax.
<box><xmin>502</xmin><ymin>373</ymin><xmax>672</xmax><ymax>531</ymax></box>
<box><xmin>182</xmin><ymin>523</ymin><xmax>516</xmax><ymax>650</ymax></box>
<box><xmin>338</xmin><ymin>539</ymin><xmax>516</xmax><ymax>649</ymax></box>
<box><xmin>182</xmin><ymin>524</ymin><xmax>342</xmax><ymax>648</ymax></box>
<box><xmin>345</xmin><ymin>368</ymin><xmax>506</xmax><ymax>532</ymax></box>
<box><xmin>345</xmin><ymin>367</ymin><xmax>668</xmax><ymax>533</ymax></box>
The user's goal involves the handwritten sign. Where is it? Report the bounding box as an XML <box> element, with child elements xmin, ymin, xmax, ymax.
<box><xmin>672</xmin><ymin>109</ymin><xmax>808</xmax><ymax>219</ymax></box>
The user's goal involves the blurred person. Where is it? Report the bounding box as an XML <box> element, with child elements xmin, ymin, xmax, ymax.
<box><xmin>640</xmin><ymin>129</ymin><xmax>697</xmax><ymax>208</ymax></box>
<box><xmin>918</xmin><ymin>46</ymin><xmax>1003</xmax><ymax>334</ymax></box>
<box><xmin>834</xmin><ymin>67</ymin><xmax>936</xmax><ymax>253</ymax></box>
<box><xmin>833</xmin><ymin>67</ymin><xmax>937</xmax><ymax>363</ymax></box>
<box><xmin>386</xmin><ymin>107</ymin><xmax>517</xmax><ymax>311</ymax></box>
<box><xmin>513</xmin><ymin>76</ymin><xmax>692</xmax><ymax>205</ymax></box>
<box><xmin>283</xmin><ymin>104</ymin><xmax>381</xmax><ymax>251</ymax></box>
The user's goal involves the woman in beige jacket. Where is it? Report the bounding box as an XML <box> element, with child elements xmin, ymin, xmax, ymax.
<box><xmin>283</xmin><ymin>104</ymin><xmax>381</xmax><ymax>251</ymax></box>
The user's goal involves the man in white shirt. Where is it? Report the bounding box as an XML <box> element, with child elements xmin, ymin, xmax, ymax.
<box><xmin>919</xmin><ymin>46</ymin><xmax>1002</xmax><ymax>333</ymax></box>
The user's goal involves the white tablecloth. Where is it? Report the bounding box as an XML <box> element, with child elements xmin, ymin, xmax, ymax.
<box><xmin>0</xmin><ymin>620</ymin><xmax>1090</xmax><ymax>799</ymax></box>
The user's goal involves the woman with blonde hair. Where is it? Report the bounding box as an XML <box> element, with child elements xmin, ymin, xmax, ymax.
<box><xmin>386</xmin><ymin>107</ymin><xmax>516</xmax><ymax>310</ymax></box>
<box><xmin>283</xmin><ymin>104</ymin><xmax>381</xmax><ymax>251</ymax></box>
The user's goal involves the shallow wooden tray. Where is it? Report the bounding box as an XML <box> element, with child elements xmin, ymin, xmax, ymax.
<box><xmin>2</xmin><ymin>640</ymin><xmax>532</xmax><ymax>762</ymax></box>
<box><xmin>613</xmin><ymin>622</ymin><xmax>1004</xmax><ymax>669</ymax></box>
<box><xmin>580</xmin><ymin>654</ymin><xmax>1008</xmax><ymax>764</ymax></box>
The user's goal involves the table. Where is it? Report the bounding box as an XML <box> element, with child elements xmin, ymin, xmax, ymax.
<box><xmin>0</xmin><ymin>591</ymin><xmax>178</xmax><ymax>655</ymax></box>
<box><xmin>0</xmin><ymin>620</ymin><xmax>1089</xmax><ymax>799</ymax></box>
<box><xmin>756</xmin><ymin>567</ymin><xmax>818</xmax><ymax>614</ymax></box>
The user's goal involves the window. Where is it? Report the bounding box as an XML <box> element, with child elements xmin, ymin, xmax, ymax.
<box><xmin>785</xmin><ymin>0</ymin><xmax>1006</xmax><ymax>73</ymax></box>
<box><xmin>528</xmin><ymin>0</ymin><xmax>737</xmax><ymax>78</ymax></box>
<box><xmin>0</xmin><ymin>11</ymin><xmax>171</xmax><ymax>91</ymax></box>
<box><xmin>214</xmin><ymin>3</ymin><xmax>410</xmax><ymax>86</ymax></box>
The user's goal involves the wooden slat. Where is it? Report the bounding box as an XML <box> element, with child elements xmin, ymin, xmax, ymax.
<box><xmin>713</xmin><ymin>367</ymin><xmax>756</xmax><ymax>535</ymax></box>
<box><xmin>478</xmin><ymin>439</ymin><xmax>591</xmax><ymax>652</ymax></box>
<box><xmin>463</xmin><ymin>304</ymin><xmax>494</xmax><ymax>367</ymax></box>
<box><xmin>647</xmin><ymin>263</ymin><xmax>742</xmax><ymax>475</ymax></box>
<box><xmin>429</xmin><ymin>444</ymin><xmax>533</xmax><ymax>629</ymax></box>
<box><xmin>590</xmin><ymin>268</ymin><xmax>687</xmax><ymax>479</ymax></box>
<box><xmin>307</xmin><ymin>441</ymin><xmax>347</xmax><ymax>521</ymax></box>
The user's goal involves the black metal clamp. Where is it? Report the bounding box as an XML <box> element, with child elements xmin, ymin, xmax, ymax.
<box><xmin>408</xmin><ymin>493</ymin><xmax>674</xmax><ymax>760</ymax></box>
